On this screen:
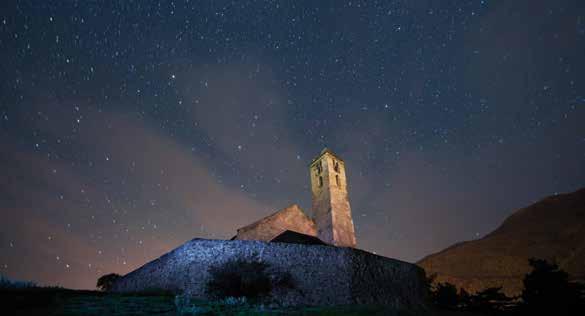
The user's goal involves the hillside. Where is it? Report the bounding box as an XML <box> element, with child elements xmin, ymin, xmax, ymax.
<box><xmin>418</xmin><ymin>188</ymin><xmax>585</xmax><ymax>296</ymax></box>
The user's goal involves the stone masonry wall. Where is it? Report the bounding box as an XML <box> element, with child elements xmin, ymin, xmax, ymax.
<box><xmin>112</xmin><ymin>239</ymin><xmax>428</xmax><ymax>310</ymax></box>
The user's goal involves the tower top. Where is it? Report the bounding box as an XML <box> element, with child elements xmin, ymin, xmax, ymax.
<box><xmin>310</xmin><ymin>147</ymin><xmax>344</xmax><ymax>166</ymax></box>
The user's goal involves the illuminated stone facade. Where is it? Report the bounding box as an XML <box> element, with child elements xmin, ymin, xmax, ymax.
<box><xmin>233</xmin><ymin>148</ymin><xmax>356</xmax><ymax>247</ymax></box>
<box><xmin>309</xmin><ymin>148</ymin><xmax>357</xmax><ymax>247</ymax></box>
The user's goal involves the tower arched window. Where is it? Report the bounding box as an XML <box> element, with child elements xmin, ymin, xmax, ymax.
<box><xmin>336</xmin><ymin>174</ymin><xmax>340</xmax><ymax>186</ymax></box>
<box><xmin>334</xmin><ymin>161</ymin><xmax>340</xmax><ymax>173</ymax></box>
<box><xmin>318</xmin><ymin>176</ymin><xmax>323</xmax><ymax>187</ymax></box>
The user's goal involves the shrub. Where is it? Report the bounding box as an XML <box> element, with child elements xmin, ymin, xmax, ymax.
<box><xmin>466</xmin><ymin>286</ymin><xmax>513</xmax><ymax>312</ymax></box>
<box><xmin>97</xmin><ymin>273</ymin><xmax>121</xmax><ymax>291</ymax></box>
<box><xmin>205</xmin><ymin>259</ymin><xmax>294</xmax><ymax>301</ymax></box>
<box><xmin>431</xmin><ymin>282</ymin><xmax>459</xmax><ymax>309</ymax></box>
<box><xmin>206</xmin><ymin>260</ymin><xmax>271</xmax><ymax>300</ymax></box>
<box><xmin>521</xmin><ymin>258</ymin><xmax>585</xmax><ymax>314</ymax></box>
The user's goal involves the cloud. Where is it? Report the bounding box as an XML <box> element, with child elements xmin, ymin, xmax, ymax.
<box><xmin>176</xmin><ymin>62</ymin><xmax>312</xmax><ymax>207</ymax></box>
<box><xmin>0</xmin><ymin>103</ymin><xmax>278</xmax><ymax>288</ymax></box>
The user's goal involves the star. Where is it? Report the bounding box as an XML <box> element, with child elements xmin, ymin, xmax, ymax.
<box><xmin>0</xmin><ymin>0</ymin><xmax>581</xmax><ymax>291</ymax></box>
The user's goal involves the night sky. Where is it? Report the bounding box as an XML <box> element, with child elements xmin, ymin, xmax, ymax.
<box><xmin>1</xmin><ymin>0</ymin><xmax>584</xmax><ymax>289</ymax></box>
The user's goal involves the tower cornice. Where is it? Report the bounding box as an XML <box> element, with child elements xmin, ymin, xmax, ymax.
<box><xmin>309</xmin><ymin>148</ymin><xmax>344</xmax><ymax>166</ymax></box>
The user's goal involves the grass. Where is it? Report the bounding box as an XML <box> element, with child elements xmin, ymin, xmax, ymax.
<box><xmin>0</xmin><ymin>274</ymin><xmax>38</xmax><ymax>289</ymax></box>
<box><xmin>174</xmin><ymin>294</ymin><xmax>416</xmax><ymax>315</ymax></box>
<box><xmin>0</xmin><ymin>287</ymin><xmax>478</xmax><ymax>316</ymax></box>
<box><xmin>1</xmin><ymin>288</ymin><xmax>176</xmax><ymax>316</ymax></box>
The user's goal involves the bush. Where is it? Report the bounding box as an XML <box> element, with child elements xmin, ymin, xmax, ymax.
<box><xmin>430</xmin><ymin>282</ymin><xmax>513</xmax><ymax>312</ymax></box>
<box><xmin>466</xmin><ymin>286</ymin><xmax>513</xmax><ymax>312</ymax></box>
<box><xmin>521</xmin><ymin>258</ymin><xmax>585</xmax><ymax>314</ymax></box>
<box><xmin>205</xmin><ymin>259</ymin><xmax>294</xmax><ymax>301</ymax></box>
<box><xmin>97</xmin><ymin>273</ymin><xmax>121</xmax><ymax>291</ymax></box>
<box><xmin>431</xmin><ymin>282</ymin><xmax>460</xmax><ymax>309</ymax></box>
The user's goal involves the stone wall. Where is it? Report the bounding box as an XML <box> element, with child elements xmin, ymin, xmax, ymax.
<box><xmin>112</xmin><ymin>238</ymin><xmax>429</xmax><ymax>310</ymax></box>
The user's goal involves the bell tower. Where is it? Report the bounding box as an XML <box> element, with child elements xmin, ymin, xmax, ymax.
<box><xmin>309</xmin><ymin>148</ymin><xmax>356</xmax><ymax>247</ymax></box>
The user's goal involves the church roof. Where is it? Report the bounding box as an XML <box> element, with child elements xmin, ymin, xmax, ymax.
<box><xmin>236</xmin><ymin>204</ymin><xmax>312</xmax><ymax>232</ymax></box>
<box><xmin>270</xmin><ymin>230</ymin><xmax>327</xmax><ymax>245</ymax></box>
<box><xmin>233</xmin><ymin>204</ymin><xmax>318</xmax><ymax>242</ymax></box>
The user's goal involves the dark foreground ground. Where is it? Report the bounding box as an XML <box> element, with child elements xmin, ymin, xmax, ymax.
<box><xmin>1</xmin><ymin>288</ymin><xmax>482</xmax><ymax>316</ymax></box>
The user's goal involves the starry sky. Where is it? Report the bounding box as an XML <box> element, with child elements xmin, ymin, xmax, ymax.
<box><xmin>1</xmin><ymin>0</ymin><xmax>584</xmax><ymax>289</ymax></box>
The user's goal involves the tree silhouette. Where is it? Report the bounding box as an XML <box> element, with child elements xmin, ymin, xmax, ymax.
<box><xmin>457</xmin><ymin>288</ymin><xmax>472</xmax><ymax>310</ymax></box>
<box><xmin>427</xmin><ymin>258</ymin><xmax>585</xmax><ymax>314</ymax></box>
<box><xmin>467</xmin><ymin>286</ymin><xmax>513</xmax><ymax>312</ymax></box>
<box><xmin>432</xmin><ymin>282</ymin><xmax>460</xmax><ymax>309</ymax></box>
<box><xmin>96</xmin><ymin>273</ymin><xmax>121</xmax><ymax>291</ymax></box>
<box><xmin>521</xmin><ymin>258</ymin><xmax>584</xmax><ymax>314</ymax></box>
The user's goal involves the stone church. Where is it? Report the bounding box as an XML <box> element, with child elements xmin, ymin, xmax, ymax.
<box><xmin>112</xmin><ymin>148</ymin><xmax>429</xmax><ymax>309</ymax></box>
<box><xmin>232</xmin><ymin>148</ymin><xmax>357</xmax><ymax>247</ymax></box>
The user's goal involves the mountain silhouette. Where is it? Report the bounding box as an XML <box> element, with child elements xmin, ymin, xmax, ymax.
<box><xmin>418</xmin><ymin>187</ymin><xmax>585</xmax><ymax>296</ymax></box>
